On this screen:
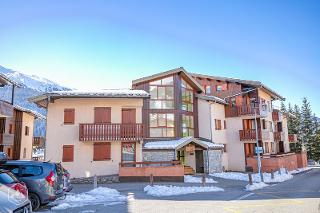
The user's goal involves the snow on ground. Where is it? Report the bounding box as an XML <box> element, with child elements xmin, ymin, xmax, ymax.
<box><xmin>245</xmin><ymin>182</ymin><xmax>269</xmax><ymax>191</ymax></box>
<box><xmin>210</xmin><ymin>169</ymin><xmax>293</xmax><ymax>183</ymax></box>
<box><xmin>50</xmin><ymin>187</ymin><xmax>126</xmax><ymax>210</ymax></box>
<box><xmin>184</xmin><ymin>175</ymin><xmax>217</xmax><ymax>183</ymax></box>
<box><xmin>144</xmin><ymin>185</ymin><xmax>224</xmax><ymax>197</ymax></box>
<box><xmin>289</xmin><ymin>167</ymin><xmax>313</xmax><ymax>174</ymax></box>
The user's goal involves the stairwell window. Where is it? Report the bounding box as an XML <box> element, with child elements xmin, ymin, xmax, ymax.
<box><xmin>149</xmin><ymin>113</ymin><xmax>175</xmax><ymax>137</ymax></box>
<box><xmin>181</xmin><ymin>79</ymin><xmax>193</xmax><ymax>112</ymax></box>
<box><xmin>182</xmin><ymin>114</ymin><xmax>194</xmax><ymax>137</ymax></box>
<box><xmin>149</xmin><ymin>76</ymin><xmax>174</xmax><ymax>109</ymax></box>
<box><xmin>215</xmin><ymin>119</ymin><xmax>222</xmax><ymax>130</ymax></box>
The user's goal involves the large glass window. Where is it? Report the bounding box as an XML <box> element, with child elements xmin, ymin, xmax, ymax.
<box><xmin>181</xmin><ymin>79</ymin><xmax>193</xmax><ymax>112</ymax></box>
<box><xmin>149</xmin><ymin>113</ymin><xmax>175</xmax><ymax>137</ymax></box>
<box><xmin>149</xmin><ymin>76</ymin><xmax>174</xmax><ymax>109</ymax></box>
<box><xmin>182</xmin><ymin>114</ymin><xmax>194</xmax><ymax>137</ymax></box>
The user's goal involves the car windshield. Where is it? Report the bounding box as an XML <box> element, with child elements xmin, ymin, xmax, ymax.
<box><xmin>0</xmin><ymin>171</ymin><xmax>18</xmax><ymax>184</ymax></box>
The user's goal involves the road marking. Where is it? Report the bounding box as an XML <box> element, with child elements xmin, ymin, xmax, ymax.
<box><xmin>236</xmin><ymin>193</ymin><xmax>254</xmax><ymax>200</ymax></box>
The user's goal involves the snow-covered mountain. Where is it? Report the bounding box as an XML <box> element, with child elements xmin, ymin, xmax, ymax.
<box><xmin>0</xmin><ymin>65</ymin><xmax>70</xmax><ymax>136</ymax></box>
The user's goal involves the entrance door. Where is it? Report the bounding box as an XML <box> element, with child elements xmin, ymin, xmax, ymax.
<box><xmin>279</xmin><ymin>141</ymin><xmax>284</xmax><ymax>153</ymax></box>
<box><xmin>121</xmin><ymin>109</ymin><xmax>136</xmax><ymax>138</ymax></box>
<box><xmin>195</xmin><ymin>150</ymin><xmax>204</xmax><ymax>173</ymax></box>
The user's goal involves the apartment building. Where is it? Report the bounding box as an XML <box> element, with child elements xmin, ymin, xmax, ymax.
<box><xmin>30</xmin><ymin>90</ymin><xmax>149</xmax><ymax>178</ymax></box>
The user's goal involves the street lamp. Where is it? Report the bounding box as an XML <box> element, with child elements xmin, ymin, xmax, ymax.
<box><xmin>251</xmin><ymin>98</ymin><xmax>264</xmax><ymax>182</ymax></box>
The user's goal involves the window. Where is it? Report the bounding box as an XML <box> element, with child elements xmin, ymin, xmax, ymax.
<box><xmin>264</xmin><ymin>142</ymin><xmax>270</xmax><ymax>154</ymax></box>
<box><xmin>149</xmin><ymin>76</ymin><xmax>174</xmax><ymax>109</ymax></box>
<box><xmin>205</xmin><ymin>85</ymin><xmax>211</xmax><ymax>94</ymax></box>
<box><xmin>21</xmin><ymin>166</ymin><xmax>43</xmax><ymax>177</ymax></box>
<box><xmin>181</xmin><ymin>79</ymin><xmax>193</xmax><ymax>112</ymax></box>
<box><xmin>62</xmin><ymin>145</ymin><xmax>74</xmax><ymax>162</ymax></box>
<box><xmin>262</xmin><ymin>119</ymin><xmax>266</xmax><ymax>129</ymax></box>
<box><xmin>224</xmin><ymin>120</ymin><xmax>227</xmax><ymax>129</ymax></box>
<box><xmin>9</xmin><ymin>124</ymin><xmax>13</xmax><ymax>134</ymax></box>
<box><xmin>0</xmin><ymin>172</ymin><xmax>19</xmax><ymax>184</ymax></box>
<box><xmin>25</xmin><ymin>126</ymin><xmax>29</xmax><ymax>136</ymax></box>
<box><xmin>182</xmin><ymin>115</ymin><xmax>194</xmax><ymax>137</ymax></box>
<box><xmin>149</xmin><ymin>113</ymin><xmax>174</xmax><ymax>137</ymax></box>
<box><xmin>121</xmin><ymin>142</ymin><xmax>135</xmax><ymax>162</ymax></box>
<box><xmin>216</xmin><ymin>83</ymin><xmax>228</xmax><ymax>92</ymax></box>
<box><xmin>230</xmin><ymin>97</ymin><xmax>236</xmax><ymax>107</ymax></box>
<box><xmin>93</xmin><ymin>143</ymin><xmax>111</xmax><ymax>161</ymax></box>
<box><xmin>64</xmin><ymin>108</ymin><xmax>75</xmax><ymax>124</ymax></box>
<box><xmin>215</xmin><ymin>119</ymin><xmax>222</xmax><ymax>130</ymax></box>
<box><xmin>94</xmin><ymin>107</ymin><xmax>111</xmax><ymax>123</ymax></box>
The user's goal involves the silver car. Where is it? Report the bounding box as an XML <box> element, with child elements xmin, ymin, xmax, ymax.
<box><xmin>0</xmin><ymin>183</ymin><xmax>32</xmax><ymax>213</ymax></box>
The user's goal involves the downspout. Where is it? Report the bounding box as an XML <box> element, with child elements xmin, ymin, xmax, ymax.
<box><xmin>11</xmin><ymin>85</ymin><xmax>15</xmax><ymax>105</ymax></box>
<box><xmin>44</xmin><ymin>96</ymin><xmax>49</xmax><ymax>161</ymax></box>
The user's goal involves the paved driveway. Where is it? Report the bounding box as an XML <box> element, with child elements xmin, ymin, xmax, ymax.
<box><xmin>40</xmin><ymin>168</ymin><xmax>320</xmax><ymax>213</ymax></box>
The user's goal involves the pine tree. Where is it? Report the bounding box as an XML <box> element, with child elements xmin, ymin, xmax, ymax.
<box><xmin>311</xmin><ymin>114</ymin><xmax>320</xmax><ymax>162</ymax></box>
<box><xmin>280</xmin><ymin>101</ymin><xmax>287</xmax><ymax>114</ymax></box>
<box><xmin>300</xmin><ymin>98</ymin><xmax>314</xmax><ymax>159</ymax></box>
<box><xmin>290</xmin><ymin>104</ymin><xmax>302</xmax><ymax>152</ymax></box>
<box><xmin>287</xmin><ymin>103</ymin><xmax>295</xmax><ymax>134</ymax></box>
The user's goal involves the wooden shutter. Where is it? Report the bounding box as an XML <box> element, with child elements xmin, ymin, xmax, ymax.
<box><xmin>64</xmin><ymin>109</ymin><xmax>75</xmax><ymax>124</ymax></box>
<box><xmin>93</xmin><ymin>142</ymin><xmax>111</xmax><ymax>161</ymax></box>
<box><xmin>224</xmin><ymin>120</ymin><xmax>227</xmax><ymax>129</ymax></box>
<box><xmin>94</xmin><ymin>107</ymin><xmax>111</xmax><ymax>123</ymax></box>
<box><xmin>122</xmin><ymin>109</ymin><xmax>136</xmax><ymax>124</ymax></box>
<box><xmin>62</xmin><ymin>145</ymin><xmax>74</xmax><ymax>162</ymax></box>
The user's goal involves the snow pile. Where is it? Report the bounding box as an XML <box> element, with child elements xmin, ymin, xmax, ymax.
<box><xmin>51</xmin><ymin>187</ymin><xmax>126</xmax><ymax>210</ymax></box>
<box><xmin>210</xmin><ymin>170</ymin><xmax>293</xmax><ymax>183</ymax></box>
<box><xmin>184</xmin><ymin>175</ymin><xmax>217</xmax><ymax>183</ymax></box>
<box><xmin>289</xmin><ymin>167</ymin><xmax>312</xmax><ymax>175</ymax></box>
<box><xmin>144</xmin><ymin>185</ymin><xmax>224</xmax><ymax>197</ymax></box>
<box><xmin>245</xmin><ymin>182</ymin><xmax>269</xmax><ymax>191</ymax></box>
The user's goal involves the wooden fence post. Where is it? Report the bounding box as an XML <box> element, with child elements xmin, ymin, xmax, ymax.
<box><xmin>248</xmin><ymin>173</ymin><xmax>253</xmax><ymax>185</ymax></box>
<box><xmin>150</xmin><ymin>174</ymin><xmax>154</xmax><ymax>186</ymax></box>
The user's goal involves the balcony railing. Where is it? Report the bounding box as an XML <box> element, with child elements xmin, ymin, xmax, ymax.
<box><xmin>288</xmin><ymin>134</ymin><xmax>298</xmax><ymax>143</ymax></box>
<box><xmin>239</xmin><ymin>129</ymin><xmax>261</xmax><ymax>141</ymax></box>
<box><xmin>79</xmin><ymin>123</ymin><xmax>145</xmax><ymax>141</ymax></box>
<box><xmin>226</xmin><ymin>104</ymin><xmax>266</xmax><ymax>117</ymax></box>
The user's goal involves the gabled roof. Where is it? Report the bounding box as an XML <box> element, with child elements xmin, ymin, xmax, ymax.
<box><xmin>132</xmin><ymin>67</ymin><xmax>204</xmax><ymax>93</ymax></box>
<box><xmin>144</xmin><ymin>137</ymin><xmax>224</xmax><ymax>150</ymax></box>
<box><xmin>29</xmin><ymin>89</ymin><xmax>150</xmax><ymax>108</ymax></box>
<box><xmin>14</xmin><ymin>105</ymin><xmax>46</xmax><ymax>120</ymax></box>
<box><xmin>196</xmin><ymin>94</ymin><xmax>227</xmax><ymax>105</ymax></box>
<box><xmin>191</xmin><ymin>73</ymin><xmax>285</xmax><ymax>101</ymax></box>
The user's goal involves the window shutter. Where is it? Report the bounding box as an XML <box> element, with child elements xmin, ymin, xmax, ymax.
<box><xmin>64</xmin><ymin>109</ymin><xmax>75</xmax><ymax>124</ymax></box>
<box><xmin>94</xmin><ymin>107</ymin><xmax>111</xmax><ymax>123</ymax></box>
<box><xmin>93</xmin><ymin>142</ymin><xmax>111</xmax><ymax>161</ymax></box>
<box><xmin>62</xmin><ymin>145</ymin><xmax>74</xmax><ymax>162</ymax></box>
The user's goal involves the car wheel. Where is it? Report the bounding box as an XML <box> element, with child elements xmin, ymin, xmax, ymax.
<box><xmin>29</xmin><ymin>193</ymin><xmax>40</xmax><ymax>211</ymax></box>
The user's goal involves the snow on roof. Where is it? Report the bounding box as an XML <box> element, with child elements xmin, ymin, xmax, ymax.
<box><xmin>144</xmin><ymin>137</ymin><xmax>224</xmax><ymax>150</ymax></box>
<box><xmin>196</xmin><ymin>94</ymin><xmax>227</xmax><ymax>105</ymax></box>
<box><xmin>51</xmin><ymin>89</ymin><xmax>149</xmax><ymax>97</ymax></box>
<box><xmin>14</xmin><ymin>105</ymin><xmax>46</xmax><ymax>120</ymax></box>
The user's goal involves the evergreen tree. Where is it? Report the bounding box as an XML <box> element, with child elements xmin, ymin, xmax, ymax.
<box><xmin>287</xmin><ymin>103</ymin><xmax>294</xmax><ymax>134</ymax></box>
<box><xmin>300</xmin><ymin>98</ymin><xmax>314</xmax><ymax>159</ymax></box>
<box><xmin>313</xmin><ymin>127</ymin><xmax>320</xmax><ymax>162</ymax></box>
<box><xmin>280</xmin><ymin>101</ymin><xmax>287</xmax><ymax>114</ymax></box>
<box><xmin>290</xmin><ymin>104</ymin><xmax>302</xmax><ymax>152</ymax></box>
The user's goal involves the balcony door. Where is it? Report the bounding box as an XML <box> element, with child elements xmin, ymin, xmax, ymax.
<box><xmin>121</xmin><ymin>109</ymin><xmax>136</xmax><ymax>138</ymax></box>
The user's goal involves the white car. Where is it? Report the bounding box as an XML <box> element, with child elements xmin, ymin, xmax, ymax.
<box><xmin>0</xmin><ymin>183</ymin><xmax>32</xmax><ymax>213</ymax></box>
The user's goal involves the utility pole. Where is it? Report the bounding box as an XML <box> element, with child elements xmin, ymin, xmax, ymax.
<box><xmin>254</xmin><ymin>100</ymin><xmax>264</xmax><ymax>182</ymax></box>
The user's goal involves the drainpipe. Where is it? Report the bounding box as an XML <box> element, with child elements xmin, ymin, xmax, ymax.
<box><xmin>208</xmin><ymin>102</ymin><xmax>213</xmax><ymax>142</ymax></box>
<box><xmin>44</xmin><ymin>96</ymin><xmax>49</xmax><ymax>161</ymax></box>
<box><xmin>11</xmin><ymin>85</ymin><xmax>15</xmax><ymax>105</ymax></box>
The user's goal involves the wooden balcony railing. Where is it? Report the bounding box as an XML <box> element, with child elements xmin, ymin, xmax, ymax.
<box><xmin>288</xmin><ymin>134</ymin><xmax>298</xmax><ymax>143</ymax></box>
<box><xmin>33</xmin><ymin>137</ymin><xmax>45</xmax><ymax>147</ymax></box>
<box><xmin>274</xmin><ymin>132</ymin><xmax>281</xmax><ymax>141</ymax></box>
<box><xmin>225</xmin><ymin>105</ymin><xmax>261</xmax><ymax>117</ymax></box>
<box><xmin>239</xmin><ymin>129</ymin><xmax>261</xmax><ymax>141</ymax></box>
<box><xmin>79</xmin><ymin>123</ymin><xmax>145</xmax><ymax>141</ymax></box>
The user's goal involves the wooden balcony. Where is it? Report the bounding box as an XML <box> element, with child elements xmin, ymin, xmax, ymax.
<box><xmin>225</xmin><ymin>105</ymin><xmax>262</xmax><ymax>118</ymax></box>
<box><xmin>273</xmin><ymin>132</ymin><xmax>281</xmax><ymax>141</ymax></box>
<box><xmin>239</xmin><ymin>129</ymin><xmax>261</xmax><ymax>141</ymax></box>
<box><xmin>272</xmin><ymin>110</ymin><xmax>280</xmax><ymax>121</ymax></box>
<box><xmin>288</xmin><ymin>134</ymin><xmax>298</xmax><ymax>143</ymax></box>
<box><xmin>79</xmin><ymin>123</ymin><xmax>145</xmax><ymax>141</ymax></box>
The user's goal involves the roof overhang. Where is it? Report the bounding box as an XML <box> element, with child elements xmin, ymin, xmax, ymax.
<box><xmin>196</xmin><ymin>94</ymin><xmax>227</xmax><ymax>105</ymax></box>
<box><xmin>132</xmin><ymin>67</ymin><xmax>204</xmax><ymax>93</ymax></box>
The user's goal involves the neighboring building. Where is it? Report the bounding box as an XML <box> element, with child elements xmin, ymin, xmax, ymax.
<box><xmin>30</xmin><ymin>89</ymin><xmax>149</xmax><ymax>178</ymax></box>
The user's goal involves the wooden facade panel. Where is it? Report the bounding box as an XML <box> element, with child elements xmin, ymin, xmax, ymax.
<box><xmin>93</xmin><ymin>142</ymin><xmax>111</xmax><ymax>161</ymax></box>
<box><xmin>62</xmin><ymin>145</ymin><xmax>74</xmax><ymax>162</ymax></box>
<box><xmin>64</xmin><ymin>108</ymin><xmax>75</xmax><ymax>124</ymax></box>
<box><xmin>94</xmin><ymin>107</ymin><xmax>111</xmax><ymax>123</ymax></box>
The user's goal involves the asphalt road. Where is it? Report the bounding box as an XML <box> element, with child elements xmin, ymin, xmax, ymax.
<box><xmin>40</xmin><ymin>168</ymin><xmax>320</xmax><ymax>213</ymax></box>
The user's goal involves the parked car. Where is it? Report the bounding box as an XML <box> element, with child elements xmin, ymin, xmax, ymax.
<box><xmin>0</xmin><ymin>183</ymin><xmax>32</xmax><ymax>213</ymax></box>
<box><xmin>0</xmin><ymin>160</ymin><xmax>66</xmax><ymax>211</ymax></box>
<box><xmin>0</xmin><ymin>169</ymin><xmax>28</xmax><ymax>197</ymax></box>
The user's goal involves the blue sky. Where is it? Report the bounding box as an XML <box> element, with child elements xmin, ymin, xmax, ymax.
<box><xmin>0</xmin><ymin>0</ymin><xmax>319</xmax><ymax>115</ymax></box>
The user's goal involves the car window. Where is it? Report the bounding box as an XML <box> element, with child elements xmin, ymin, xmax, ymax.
<box><xmin>1</xmin><ymin>165</ymin><xmax>20</xmax><ymax>176</ymax></box>
<box><xmin>0</xmin><ymin>172</ymin><xmax>18</xmax><ymax>184</ymax></box>
<box><xmin>21</xmin><ymin>166</ymin><xmax>43</xmax><ymax>177</ymax></box>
